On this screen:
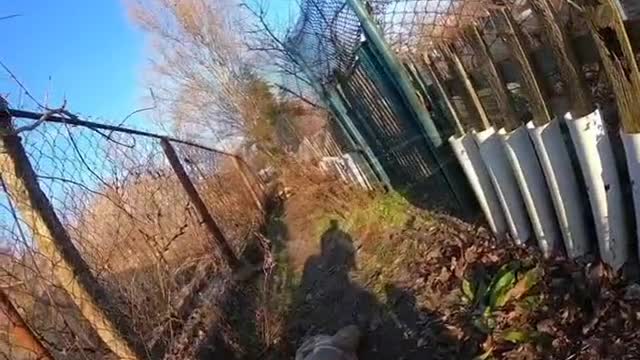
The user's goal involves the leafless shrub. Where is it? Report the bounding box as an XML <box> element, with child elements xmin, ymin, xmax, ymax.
<box><xmin>0</xmin><ymin>112</ymin><xmax>264</xmax><ymax>359</ymax></box>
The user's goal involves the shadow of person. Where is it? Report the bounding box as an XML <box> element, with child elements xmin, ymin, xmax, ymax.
<box><xmin>290</xmin><ymin>220</ymin><xmax>378</xmax><ymax>346</ymax></box>
<box><xmin>288</xmin><ymin>220</ymin><xmax>462</xmax><ymax>359</ymax></box>
<box><xmin>299</xmin><ymin>219</ymin><xmax>355</xmax><ymax>292</ymax></box>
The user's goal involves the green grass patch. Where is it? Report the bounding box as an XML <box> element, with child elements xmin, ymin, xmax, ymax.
<box><xmin>309</xmin><ymin>191</ymin><xmax>412</xmax><ymax>242</ymax></box>
<box><xmin>356</xmin><ymin>234</ymin><xmax>419</xmax><ymax>303</ymax></box>
<box><xmin>347</xmin><ymin>191</ymin><xmax>411</xmax><ymax>232</ymax></box>
<box><xmin>303</xmin><ymin>191</ymin><xmax>420</xmax><ymax>304</ymax></box>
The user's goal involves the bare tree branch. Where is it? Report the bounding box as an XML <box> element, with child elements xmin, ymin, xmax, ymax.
<box><xmin>0</xmin><ymin>59</ymin><xmax>45</xmax><ymax>109</ymax></box>
<box><xmin>0</xmin><ymin>14</ymin><xmax>21</xmax><ymax>21</ymax></box>
<box><xmin>14</xmin><ymin>100</ymin><xmax>67</xmax><ymax>133</ymax></box>
<box><xmin>273</xmin><ymin>83</ymin><xmax>321</xmax><ymax>108</ymax></box>
<box><xmin>241</xmin><ymin>0</ymin><xmax>323</xmax><ymax>109</ymax></box>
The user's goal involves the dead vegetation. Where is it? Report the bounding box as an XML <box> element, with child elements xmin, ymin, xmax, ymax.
<box><xmin>212</xmin><ymin>168</ymin><xmax>640</xmax><ymax>360</ymax></box>
<box><xmin>4</xmin><ymin>0</ymin><xmax>640</xmax><ymax>358</ymax></box>
<box><xmin>0</xmin><ymin>114</ymin><xmax>265</xmax><ymax>359</ymax></box>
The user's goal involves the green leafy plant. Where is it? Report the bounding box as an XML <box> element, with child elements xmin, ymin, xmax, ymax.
<box><xmin>473</xmin><ymin>348</ymin><xmax>495</xmax><ymax>360</ymax></box>
<box><xmin>461</xmin><ymin>261</ymin><xmax>545</xmax><ymax>355</ymax></box>
<box><xmin>488</xmin><ymin>264</ymin><xmax>517</xmax><ymax>309</ymax></box>
<box><xmin>501</xmin><ymin>329</ymin><xmax>531</xmax><ymax>344</ymax></box>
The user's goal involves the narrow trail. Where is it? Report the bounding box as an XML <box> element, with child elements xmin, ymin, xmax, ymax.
<box><xmin>257</xmin><ymin>179</ymin><xmax>640</xmax><ymax>359</ymax></box>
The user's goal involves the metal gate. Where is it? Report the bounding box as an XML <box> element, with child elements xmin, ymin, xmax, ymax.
<box><xmin>339</xmin><ymin>42</ymin><xmax>463</xmax><ymax>212</ymax></box>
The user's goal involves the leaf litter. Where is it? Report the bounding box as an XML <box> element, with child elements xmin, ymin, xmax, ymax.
<box><xmin>243</xmin><ymin>175</ymin><xmax>640</xmax><ymax>359</ymax></box>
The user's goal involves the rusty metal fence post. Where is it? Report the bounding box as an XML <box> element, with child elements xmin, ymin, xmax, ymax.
<box><xmin>0</xmin><ymin>289</ymin><xmax>53</xmax><ymax>360</ymax></box>
<box><xmin>0</xmin><ymin>107</ymin><xmax>145</xmax><ymax>360</ymax></box>
<box><xmin>160</xmin><ymin>138</ymin><xmax>240</xmax><ymax>269</ymax></box>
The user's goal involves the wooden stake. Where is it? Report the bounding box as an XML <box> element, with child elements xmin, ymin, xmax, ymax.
<box><xmin>529</xmin><ymin>0</ymin><xmax>593</xmax><ymax>117</ymax></box>
<box><xmin>585</xmin><ymin>0</ymin><xmax>640</xmax><ymax>132</ymax></box>
<box><xmin>422</xmin><ymin>54</ymin><xmax>465</xmax><ymax>135</ymax></box>
<box><xmin>441</xmin><ymin>43</ymin><xmax>492</xmax><ymax>130</ymax></box>
<box><xmin>0</xmin><ymin>115</ymin><xmax>145</xmax><ymax>360</ymax></box>
<box><xmin>160</xmin><ymin>138</ymin><xmax>240</xmax><ymax>269</ymax></box>
<box><xmin>469</xmin><ymin>26</ymin><xmax>519</xmax><ymax>131</ymax></box>
<box><xmin>501</xmin><ymin>8</ymin><xmax>552</xmax><ymax>125</ymax></box>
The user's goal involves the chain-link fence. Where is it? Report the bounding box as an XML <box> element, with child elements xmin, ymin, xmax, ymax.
<box><xmin>371</xmin><ymin>0</ymin><xmax>497</xmax><ymax>54</ymax></box>
<box><xmin>282</xmin><ymin>0</ymin><xmax>640</xmax><ymax>239</ymax></box>
<box><xmin>0</xmin><ymin>108</ymin><xmax>264</xmax><ymax>359</ymax></box>
<box><xmin>289</xmin><ymin>0</ymin><xmax>640</xmax><ymax>127</ymax></box>
<box><xmin>286</xmin><ymin>0</ymin><xmax>482</xmax><ymax>215</ymax></box>
<box><xmin>287</xmin><ymin>0</ymin><xmax>363</xmax><ymax>85</ymax></box>
<box><xmin>372</xmin><ymin>0</ymin><xmax>638</xmax><ymax>127</ymax></box>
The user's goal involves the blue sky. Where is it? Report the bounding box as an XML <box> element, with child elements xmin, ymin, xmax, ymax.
<box><xmin>0</xmin><ymin>1</ymin><xmax>147</xmax><ymax>125</ymax></box>
<box><xmin>0</xmin><ymin>0</ymin><xmax>297</xmax><ymax>129</ymax></box>
<box><xmin>0</xmin><ymin>1</ymin><xmax>299</xmax><ymax>248</ymax></box>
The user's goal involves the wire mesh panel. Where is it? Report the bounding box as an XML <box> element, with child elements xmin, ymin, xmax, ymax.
<box><xmin>369</xmin><ymin>0</ymin><xmax>498</xmax><ymax>55</ymax></box>
<box><xmin>425</xmin><ymin>49</ymin><xmax>482</xmax><ymax>129</ymax></box>
<box><xmin>0</xmin><ymin>114</ymin><xmax>263</xmax><ymax>359</ymax></box>
<box><xmin>170</xmin><ymin>142</ymin><xmax>263</xmax><ymax>256</ymax></box>
<box><xmin>287</xmin><ymin>0</ymin><xmax>362</xmax><ymax>85</ymax></box>
<box><xmin>381</xmin><ymin>0</ymin><xmax>618</xmax><ymax>126</ymax></box>
<box><xmin>512</xmin><ymin>1</ymin><xmax>615</xmax><ymax>120</ymax></box>
<box><xmin>339</xmin><ymin>44</ymin><xmax>460</xmax><ymax>212</ymax></box>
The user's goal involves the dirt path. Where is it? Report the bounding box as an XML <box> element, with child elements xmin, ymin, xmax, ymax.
<box><xmin>284</xmin><ymin>219</ymin><xmax>462</xmax><ymax>359</ymax></box>
<box><xmin>205</xmin><ymin>171</ymin><xmax>640</xmax><ymax>359</ymax></box>
<box><xmin>258</xmin><ymin>179</ymin><xmax>640</xmax><ymax>359</ymax></box>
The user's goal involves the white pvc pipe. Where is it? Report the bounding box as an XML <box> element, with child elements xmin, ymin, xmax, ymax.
<box><xmin>566</xmin><ymin>110</ymin><xmax>629</xmax><ymax>270</ymax></box>
<box><xmin>449</xmin><ymin>134</ymin><xmax>507</xmax><ymax>236</ymax></box>
<box><xmin>527</xmin><ymin>120</ymin><xmax>591</xmax><ymax>259</ymax></box>
<box><xmin>622</xmin><ymin>132</ymin><xmax>640</xmax><ymax>260</ymax></box>
<box><xmin>474</xmin><ymin>127</ymin><xmax>532</xmax><ymax>245</ymax></box>
<box><xmin>500</xmin><ymin>126</ymin><xmax>562</xmax><ymax>257</ymax></box>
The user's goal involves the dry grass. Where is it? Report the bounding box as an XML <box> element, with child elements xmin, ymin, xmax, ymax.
<box><xmin>0</xmin><ymin>146</ymin><xmax>263</xmax><ymax>359</ymax></box>
<box><xmin>251</xmin><ymin>170</ymin><xmax>640</xmax><ymax>360</ymax></box>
